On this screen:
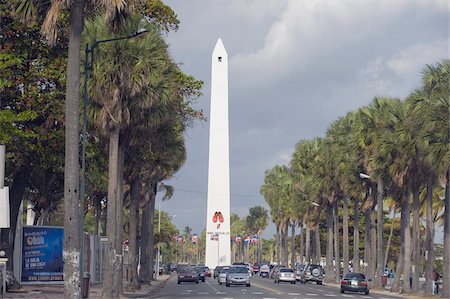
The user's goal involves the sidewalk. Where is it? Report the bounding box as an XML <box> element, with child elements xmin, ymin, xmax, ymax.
<box><xmin>2</xmin><ymin>275</ymin><xmax>171</xmax><ymax>299</ymax></box>
<box><xmin>326</xmin><ymin>282</ymin><xmax>439</xmax><ymax>299</ymax></box>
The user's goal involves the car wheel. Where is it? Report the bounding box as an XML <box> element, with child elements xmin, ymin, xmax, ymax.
<box><xmin>226</xmin><ymin>283</ymin><xmax>230</xmax><ymax>287</ymax></box>
<box><xmin>246</xmin><ymin>283</ymin><xmax>251</xmax><ymax>287</ymax></box>
<box><xmin>317</xmin><ymin>281</ymin><xmax>323</xmax><ymax>285</ymax></box>
<box><xmin>177</xmin><ymin>281</ymin><xmax>180</xmax><ymax>284</ymax></box>
<box><xmin>340</xmin><ymin>289</ymin><xmax>344</xmax><ymax>293</ymax></box>
<box><xmin>365</xmin><ymin>290</ymin><xmax>369</xmax><ymax>295</ymax></box>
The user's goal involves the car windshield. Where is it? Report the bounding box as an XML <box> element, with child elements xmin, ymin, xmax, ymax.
<box><xmin>228</xmin><ymin>267</ymin><xmax>248</xmax><ymax>273</ymax></box>
<box><xmin>179</xmin><ymin>267</ymin><xmax>196</xmax><ymax>273</ymax></box>
<box><xmin>280</xmin><ymin>268</ymin><xmax>294</xmax><ymax>273</ymax></box>
<box><xmin>220</xmin><ymin>267</ymin><xmax>229</xmax><ymax>273</ymax></box>
<box><xmin>344</xmin><ymin>273</ymin><xmax>366</xmax><ymax>279</ymax></box>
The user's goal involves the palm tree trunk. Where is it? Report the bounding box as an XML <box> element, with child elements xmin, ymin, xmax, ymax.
<box><xmin>114</xmin><ymin>145</ymin><xmax>125</xmax><ymax>293</ymax></box>
<box><xmin>442</xmin><ymin>168</ymin><xmax>450</xmax><ymax>297</ymax></box>
<box><xmin>370</xmin><ymin>206</ymin><xmax>377</xmax><ymax>280</ymax></box>
<box><xmin>343</xmin><ymin>197</ymin><xmax>349</xmax><ymax>275</ymax></box>
<box><xmin>375</xmin><ymin>180</ymin><xmax>384</xmax><ymax>289</ymax></box>
<box><xmin>290</xmin><ymin>222</ymin><xmax>296</xmax><ymax>267</ymax></box>
<box><xmin>299</xmin><ymin>224</ymin><xmax>304</xmax><ymax>264</ymax></box>
<box><xmin>281</xmin><ymin>222</ymin><xmax>289</xmax><ymax>265</ymax></box>
<box><xmin>424</xmin><ymin>176</ymin><xmax>434</xmax><ymax>296</ymax></box>
<box><xmin>384</xmin><ymin>207</ymin><xmax>395</xmax><ymax>271</ymax></box>
<box><xmin>63</xmin><ymin>0</ymin><xmax>83</xmax><ymax>297</ymax></box>
<box><xmin>276</xmin><ymin>224</ymin><xmax>280</xmax><ymax>264</ymax></box>
<box><xmin>353</xmin><ymin>198</ymin><xmax>360</xmax><ymax>273</ymax></box>
<box><xmin>305</xmin><ymin>226</ymin><xmax>311</xmax><ymax>263</ymax></box>
<box><xmin>315</xmin><ymin>224</ymin><xmax>321</xmax><ymax>264</ymax></box>
<box><xmin>412</xmin><ymin>185</ymin><xmax>420</xmax><ymax>292</ymax></box>
<box><xmin>403</xmin><ymin>192</ymin><xmax>412</xmax><ymax>293</ymax></box>
<box><xmin>103</xmin><ymin>126</ymin><xmax>120</xmax><ymax>298</ymax></box>
<box><xmin>126</xmin><ymin>179</ymin><xmax>140</xmax><ymax>291</ymax></box>
<box><xmin>325</xmin><ymin>204</ymin><xmax>334</xmax><ymax>283</ymax></box>
<box><xmin>391</xmin><ymin>193</ymin><xmax>406</xmax><ymax>293</ymax></box>
<box><xmin>148</xmin><ymin>185</ymin><xmax>156</xmax><ymax>280</ymax></box>
<box><xmin>139</xmin><ymin>198</ymin><xmax>150</xmax><ymax>282</ymax></box>
<box><xmin>364</xmin><ymin>209</ymin><xmax>371</xmax><ymax>276</ymax></box>
<box><xmin>334</xmin><ymin>201</ymin><xmax>341</xmax><ymax>283</ymax></box>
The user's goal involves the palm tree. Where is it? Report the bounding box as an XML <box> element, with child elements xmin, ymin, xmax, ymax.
<box><xmin>411</xmin><ymin>60</ymin><xmax>449</xmax><ymax>296</ymax></box>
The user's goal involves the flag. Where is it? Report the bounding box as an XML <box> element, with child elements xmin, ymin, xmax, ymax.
<box><xmin>244</xmin><ymin>236</ymin><xmax>251</xmax><ymax>244</ymax></box>
<box><xmin>191</xmin><ymin>233</ymin><xmax>199</xmax><ymax>244</ymax></box>
<box><xmin>235</xmin><ymin>235</ymin><xmax>242</xmax><ymax>243</ymax></box>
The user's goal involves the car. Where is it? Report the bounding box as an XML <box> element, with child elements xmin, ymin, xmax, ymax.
<box><xmin>195</xmin><ymin>267</ymin><xmax>206</xmax><ymax>282</ymax></box>
<box><xmin>214</xmin><ymin>266</ymin><xmax>224</xmax><ymax>278</ymax></box>
<box><xmin>226</xmin><ymin>266</ymin><xmax>251</xmax><ymax>287</ymax></box>
<box><xmin>177</xmin><ymin>267</ymin><xmax>199</xmax><ymax>284</ymax></box>
<box><xmin>295</xmin><ymin>264</ymin><xmax>305</xmax><ymax>281</ymax></box>
<box><xmin>300</xmin><ymin>263</ymin><xmax>324</xmax><ymax>284</ymax></box>
<box><xmin>269</xmin><ymin>264</ymin><xmax>286</xmax><ymax>279</ymax></box>
<box><xmin>260</xmin><ymin>264</ymin><xmax>270</xmax><ymax>277</ymax></box>
<box><xmin>252</xmin><ymin>263</ymin><xmax>260</xmax><ymax>274</ymax></box>
<box><xmin>197</xmin><ymin>266</ymin><xmax>211</xmax><ymax>277</ymax></box>
<box><xmin>202</xmin><ymin>266</ymin><xmax>212</xmax><ymax>277</ymax></box>
<box><xmin>274</xmin><ymin>267</ymin><xmax>296</xmax><ymax>284</ymax></box>
<box><xmin>340</xmin><ymin>272</ymin><xmax>370</xmax><ymax>295</ymax></box>
<box><xmin>218</xmin><ymin>266</ymin><xmax>229</xmax><ymax>285</ymax></box>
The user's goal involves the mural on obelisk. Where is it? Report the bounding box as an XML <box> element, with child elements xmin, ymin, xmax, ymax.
<box><xmin>205</xmin><ymin>38</ymin><xmax>231</xmax><ymax>268</ymax></box>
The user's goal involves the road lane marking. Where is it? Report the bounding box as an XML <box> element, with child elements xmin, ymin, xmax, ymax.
<box><xmin>306</xmin><ymin>294</ymin><xmax>319</xmax><ymax>296</ymax></box>
<box><xmin>197</xmin><ymin>292</ymin><xmax>209</xmax><ymax>294</ymax></box>
<box><xmin>252</xmin><ymin>292</ymin><xmax>263</xmax><ymax>294</ymax></box>
<box><xmin>289</xmin><ymin>293</ymin><xmax>300</xmax><ymax>295</ymax></box>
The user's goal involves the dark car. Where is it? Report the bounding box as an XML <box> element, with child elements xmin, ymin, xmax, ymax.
<box><xmin>195</xmin><ymin>267</ymin><xmax>206</xmax><ymax>282</ymax></box>
<box><xmin>300</xmin><ymin>263</ymin><xmax>324</xmax><ymax>284</ymax></box>
<box><xmin>214</xmin><ymin>266</ymin><xmax>224</xmax><ymax>278</ymax></box>
<box><xmin>177</xmin><ymin>267</ymin><xmax>199</xmax><ymax>284</ymax></box>
<box><xmin>340</xmin><ymin>272</ymin><xmax>370</xmax><ymax>295</ymax></box>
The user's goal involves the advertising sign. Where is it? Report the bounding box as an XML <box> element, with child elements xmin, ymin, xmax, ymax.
<box><xmin>21</xmin><ymin>226</ymin><xmax>63</xmax><ymax>283</ymax></box>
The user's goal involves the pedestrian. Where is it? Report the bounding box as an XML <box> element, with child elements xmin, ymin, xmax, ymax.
<box><xmin>389</xmin><ymin>269</ymin><xmax>394</xmax><ymax>287</ymax></box>
<box><xmin>432</xmin><ymin>268</ymin><xmax>437</xmax><ymax>295</ymax></box>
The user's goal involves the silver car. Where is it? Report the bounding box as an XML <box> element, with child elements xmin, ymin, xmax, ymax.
<box><xmin>274</xmin><ymin>268</ymin><xmax>296</xmax><ymax>284</ymax></box>
<box><xmin>218</xmin><ymin>266</ymin><xmax>229</xmax><ymax>285</ymax></box>
<box><xmin>226</xmin><ymin>266</ymin><xmax>251</xmax><ymax>287</ymax></box>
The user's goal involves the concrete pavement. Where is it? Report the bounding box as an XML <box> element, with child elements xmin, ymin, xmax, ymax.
<box><xmin>2</xmin><ymin>275</ymin><xmax>171</xmax><ymax>299</ymax></box>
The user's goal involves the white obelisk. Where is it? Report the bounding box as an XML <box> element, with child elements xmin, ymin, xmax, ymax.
<box><xmin>205</xmin><ymin>38</ymin><xmax>231</xmax><ymax>268</ymax></box>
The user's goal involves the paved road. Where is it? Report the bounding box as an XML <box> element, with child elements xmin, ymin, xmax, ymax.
<box><xmin>150</xmin><ymin>275</ymin><xmax>406</xmax><ymax>299</ymax></box>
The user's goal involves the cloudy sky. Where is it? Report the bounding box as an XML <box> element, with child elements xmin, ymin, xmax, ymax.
<box><xmin>157</xmin><ymin>0</ymin><xmax>448</xmax><ymax>241</ymax></box>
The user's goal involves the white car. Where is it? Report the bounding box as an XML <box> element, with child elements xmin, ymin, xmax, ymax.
<box><xmin>218</xmin><ymin>266</ymin><xmax>229</xmax><ymax>285</ymax></box>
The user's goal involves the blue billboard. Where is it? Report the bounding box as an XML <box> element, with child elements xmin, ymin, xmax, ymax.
<box><xmin>21</xmin><ymin>226</ymin><xmax>64</xmax><ymax>283</ymax></box>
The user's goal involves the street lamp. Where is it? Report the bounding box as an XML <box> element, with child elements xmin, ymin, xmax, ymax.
<box><xmin>79</xmin><ymin>29</ymin><xmax>148</xmax><ymax>293</ymax></box>
<box><xmin>359</xmin><ymin>173</ymin><xmax>370</xmax><ymax>179</ymax></box>
<box><xmin>156</xmin><ymin>200</ymin><xmax>175</xmax><ymax>278</ymax></box>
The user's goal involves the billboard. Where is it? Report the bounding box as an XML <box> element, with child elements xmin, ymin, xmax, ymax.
<box><xmin>21</xmin><ymin>226</ymin><xmax>63</xmax><ymax>283</ymax></box>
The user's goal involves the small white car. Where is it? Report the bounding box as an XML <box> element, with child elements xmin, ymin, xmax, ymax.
<box><xmin>218</xmin><ymin>266</ymin><xmax>229</xmax><ymax>285</ymax></box>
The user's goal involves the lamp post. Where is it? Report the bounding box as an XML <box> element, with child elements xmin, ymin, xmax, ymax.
<box><xmin>79</xmin><ymin>29</ymin><xmax>148</xmax><ymax>294</ymax></box>
<box><xmin>156</xmin><ymin>200</ymin><xmax>175</xmax><ymax>278</ymax></box>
